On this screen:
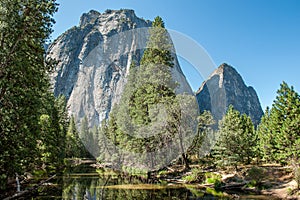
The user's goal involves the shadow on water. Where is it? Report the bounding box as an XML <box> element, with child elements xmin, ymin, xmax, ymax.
<box><xmin>35</xmin><ymin>164</ymin><xmax>274</xmax><ymax>200</ymax></box>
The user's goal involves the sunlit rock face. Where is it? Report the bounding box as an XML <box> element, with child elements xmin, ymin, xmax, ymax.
<box><xmin>47</xmin><ymin>9</ymin><xmax>192</xmax><ymax>127</ymax></box>
<box><xmin>196</xmin><ymin>63</ymin><xmax>263</xmax><ymax>125</ymax></box>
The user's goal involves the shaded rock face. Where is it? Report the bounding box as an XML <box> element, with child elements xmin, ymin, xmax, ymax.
<box><xmin>47</xmin><ymin>9</ymin><xmax>192</xmax><ymax>127</ymax></box>
<box><xmin>196</xmin><ymin>63</ymin><xmax>263</xmax><ymax>125</ymax></box>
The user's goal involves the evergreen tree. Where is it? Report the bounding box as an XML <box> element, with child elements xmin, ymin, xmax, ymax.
<box><xmin>257</xmin><ymin>107</ymin><xmax>276</xmax><ymax>162</ymax></box>
<box><xmin>40</xmin><ymin>94</ymin><xmax>68</xmax><ymax>171</ymax></box>
<box><xmin>259</xmin><ymin>82</ymin><xmax>300</xmax><ymax>164</ymax></box>
<box><xmin>110</xmin><ymin>16</ymin><xmax>177</xmax><ymax>170</ymax></box>
<box><xmin>106</xmin><ymin>112</ymin><xmax>123</xmax><ymax>168</ymax></box>
<box><xmin>273</xmin><ymin>82</ymin><xmax>300</xmax><ymax>163</ymax></box>
<box><xmin>0</xmin><ymin>0</ymin><xmax>58</xmax><ymax>189</ymax></box>
<box><xmin>80</xmin><ymin>116</ymin><xmax>93</xmax><ymax>158</ymax></box>
<box><xmin>240</xmin><ymin>113</ymin><xmax>257</xmax><ymax>164</ymax></box>
<box><xmin>65</xmin><ymin>116</ymin><xmax>86</xmax><ymax>158</ymax></box>
<box><xmin>98</xmin><ymin>119</ymin><xmax>110</xmax><ymax>162</ymax></box>
<box><xmin>213</xmin><ymin>105</ymin><xmax>256</xmax><ymax>168</ymax></box>
<box><xmin>130</xmin><ymin>16</ymin><xmax>176</xmax><ymax>126</ymax></box>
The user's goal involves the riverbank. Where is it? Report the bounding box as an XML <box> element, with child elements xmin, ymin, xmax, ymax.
<box><xmin>93</xmin><ymin>162</ymin><xmax>300</xmax><ymax>199</ymax></box>
<box><xmin>153</xmin><ymin>164</ymin><xmax>300</xmax><ymax>199</ymax></box>
<box><xmin>2</xmin><ymin>160</ymin><xmax>299</xmax><ymax>199</ymax></box>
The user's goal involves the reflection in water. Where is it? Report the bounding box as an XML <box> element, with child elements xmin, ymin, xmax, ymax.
<box><xmin>36</xmin><ymin>164</ymin><xmax>273</xmax><ymax>200</ymax></box>
<box><xmin>62</xmin><ymin>174</ymin><xmax>195</xmax><ymax>199</ymax></box>
<box><xmin>60</xmin><ymin>164</ymin><xmax>210</xmax><ymax>200</ymax></box>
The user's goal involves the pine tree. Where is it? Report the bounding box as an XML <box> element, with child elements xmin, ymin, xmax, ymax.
<box><xmin>98</xmin><ymin>119</ymin><xmax>109</xmax><ymax>162</ymax></box>
<box><xmin>130</xmin><ymin>16</ymin><xmax>176</xmax><ymax>126</ymax></box>
<box><xmin>106</xmin><ymin>112</ymin><xmax>123</xmax><ymax>168</ymax></box>
<box><xmin>40</xmin><ymin>95</ymin><xmax>68</xmax><ymax>171</ymax></box>
<box><xmin>257</xmin><ymin>107</ymin><xmax>276</xmax><ymax>162</ymax></box>
<box><xmin>80</xmin><ymin>116</ymin><xmax>93</xmax><ymax>158</ymax></box>
<box><xmin>240</xmin><ymin>113</ymin><xmax>256</xmax><ymax>164</ymax></box>
<box><xmin>261</xmin><ymin>82</ymin><xmax>300</xmax><ymax>164</ymax></box>
<box><xmin>213</xmin><ymin>105</ymin><xmax>256</xmax><ymax>168</ymax></box>
<box><xmin>111</xmin><ymin>16</ymin><xmax>177</xmax><ymax>170</ymax></box>
<box><xmin>0</xmin><ymin>0</ymin><xmax>58</xmax><ymax>189</ymax></box>
<box><xmin>65</xmin><ymin>116</ymin><xmax>86</xmax><ymax>158</ymax></box>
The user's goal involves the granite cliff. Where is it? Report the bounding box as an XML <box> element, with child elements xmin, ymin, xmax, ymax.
<box><xmin>47</xmin><ymin>9</ymin><xmax>263</xmax><ymax>127</ymax></box>
<box><xmin>196</xmin><ymin>63</ymin><xmax>263</xmax><ymax>125</ymax></box>
<box><xmin>47</xmin><ymin>9</ymin><xmax>192</xmax><ymax>127</ymax></box>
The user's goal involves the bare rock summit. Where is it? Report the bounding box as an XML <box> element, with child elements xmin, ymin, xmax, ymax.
<box><xmin>47</xmin><ymin>9</ymin><xmax>192</xmax><ymax>127</ymax></box>
<box><xmin>196</xmin><ymin>63</ymin><xmax>263</xmax><ymax>125</ymax></box>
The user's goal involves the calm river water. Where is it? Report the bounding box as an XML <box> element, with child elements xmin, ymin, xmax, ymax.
<box><xmin>34</xmin><ymin>164</ymin><xmax>275</xmax><ymax>200</ymax></box>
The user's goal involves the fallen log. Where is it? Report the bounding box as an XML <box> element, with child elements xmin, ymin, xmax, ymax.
<box><xmin>4</xmin><ymin>174</ymin><xmax>57</xmax><ymax>200</ymax></box>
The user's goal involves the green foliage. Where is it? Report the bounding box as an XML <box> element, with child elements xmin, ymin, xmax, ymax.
<box><xmin>140</xmin><ymin>16</ymin><xmax>173</xmax><ymax>68</ymax></box>
<box><xmin>65</xmin><ymin>116</ymin><xmax>87</xmax><ymax>158</ymax></box>
<box><xmin>121</xmin><ymin>166</ymin><xmax>148</xmax><ymax>178</ymax></box>
<box><xmin>257</xmin><ymin>82</ymin><xmax>300</xmax><ymax>164</ymax></box>
<box><xmin>204</xmin><ymin>172</ymin><xmax>224</xmax><ymax>189</ymax></box>
<box><xmin>130</xmin><ymin>16</ymin><xmax>176</xmax><ymax>126</ymax></box>
<box><xmin>0</xmin><ymin>0</ymin><xmax>68</xmax><ymax>189</ymax></box>
<box><xmin>213</xmin><ymin>105</ymin><xmax>256</xmax><ymax>167</ymax></box>
<box><xmin>189</xmin><ymin>111</ymin><xmax>216</xmax><ymax>158</ymax></box>
<box><xmin>205</xmin><ymin>172</ymin><xmax>221</xmax><ymax>183</ymax></box>
<box><xmin>246</xmin><ymin>166</ymin><xmax>265</xmax><ymax>186</ymax></box>
<box><xmin>98</xmin><ymin>16</ymin><xmax>188</xmax><ymax>171</ymax></box>
<box><xmin>294</xmin><ymin>166</ymin><xmax>300</xmax><ymax>190</ymax></box>
<box><xmin>182</xmin><ymin>168</ymin><xmax>204</xmax><ymax>183</ymax></box>
<box><xmin>186</xmin><ymin>186</ymin><xmax>205</xmax><ymax>197</ymax></box>
<box><xmin>158</xmin><ymin>170</ymin><xmax>169</xmax><ymax>176</ymax></box>
<box><xmin>205</xmin><ymin>187</ymin><xmax>225</xmax><ymax>197</ymax></box>
<box><xmin>256</xmin><ymin>107</ymin><xmax>275</xmax><ymax>162</ymax></box>
<box><xmin>79</xmin><ymin>116</ymin><xmax>97</xmax><ymax>158</ymax></box>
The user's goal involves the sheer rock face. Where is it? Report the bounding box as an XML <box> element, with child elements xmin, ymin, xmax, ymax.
<box><xmin>196</xmin><ymin>63</ymin><xmax>263</xmax><ymax>125</ymax></box>
<box><xmin>47</xmin><ymin>9</ymin><xmax>192</xmax><ymax>127</ymax></box>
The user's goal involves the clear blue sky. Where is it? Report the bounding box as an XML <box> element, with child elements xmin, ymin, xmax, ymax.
<box><xmin>52</xmin><ymin>0</ymin><xmax>300</xmax><ymax>110</ymax></box>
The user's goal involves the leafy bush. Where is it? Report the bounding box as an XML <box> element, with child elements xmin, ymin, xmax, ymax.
<box><xmin>205</xmin><ymin>172</ymin><xmax>221</xmax><ymax>183</ymax></box>
<box><xmin>205</xmin><ymin>172</ymin><xmax>224</xmax><ymax>189</ymax></box>
<box><xmin>247</xmin><ymin>180</ymin><xmax>257</xmax><ymax>188</ymax></box>
<box><xmin>182</xmin><ymin>168</ymin><xmax>204</xmax><ymax>183</ymax></box>
<box><xmin>0</xmin><ymin>174</ymin><xmax>7</xmax><ymax>190</ymax></box>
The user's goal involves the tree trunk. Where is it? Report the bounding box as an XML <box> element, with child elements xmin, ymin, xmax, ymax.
<box><xmin>182</xmin><ymin>153</ymin><xmax>190</xmax><ymax>170</ymax></box>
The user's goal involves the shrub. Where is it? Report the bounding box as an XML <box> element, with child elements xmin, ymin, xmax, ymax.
<box><xmin>205</xmin><ymin>172</ymin><xmax>223</xmax><ymax>189</ymax></box>
<box><xmin>182</xmin><ymin>168</ymin><xmax>204</xmax><ymax>183</ymax></box>
<box><xmin>247</xmin><ymin>166</ymin><xmax>265</xmax><ymax>186</ymax></box>
<box><xmin>294</xmin><ymin>166</ymin><xmax>300</xmax><ymax>190</ymax></box>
